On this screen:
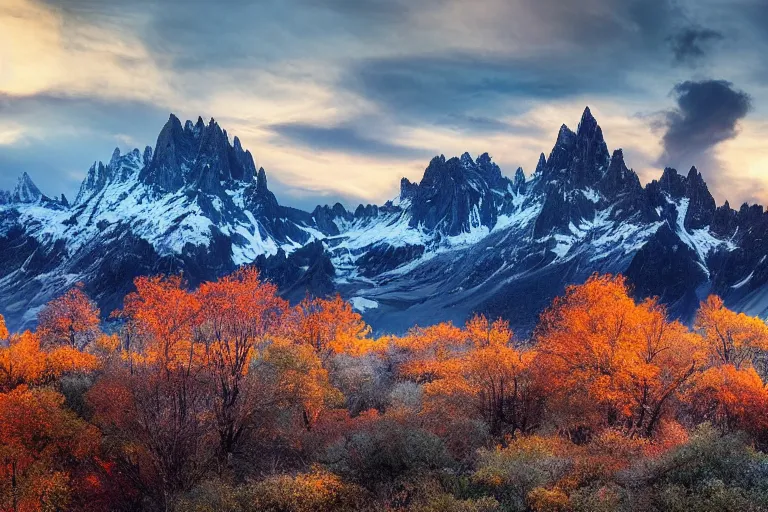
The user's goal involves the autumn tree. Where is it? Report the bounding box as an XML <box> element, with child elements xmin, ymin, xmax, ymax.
<box><xmin>621</xmin><ymin>300</ymin><xmax>701</xmax><ymax>437</ymax></box>
<box><xmin>421</xmin><ymin>316</ymin><xmax>540</xmax><ymax>438</ymax></box>
<box><xmin>259</xmin><ymin>339</ymin><xmax>343</xmax><ymax>432</ymax></box>
<box><xmin>534</xmin><ymin>275</ymin><xmax>700</xmax><ymax>438</ymax></box>
<box><xmin>120</xmin><ymin>275</ymin><xmax>202</xmax><ymax>373</ymax></box>
<box><xmin>93</xmin><ymin>275</ymin><xmax>213</xmax><ymax>508</ymax></box>
<box><xmin>393</xmin><ymin>316</ymin><xmax>541</xmax><ymax>442</ymax></box>
<box><xmin>285</xmin><ymin>295</ymin><xmax>373</xmax><ymax>360</ymax></box>
<box><xmin>695</xmin><ymin>295</ymin><xmax>768</xmax><ymax>370</ymax></box>
<box><xmin>394</xmin><ymin>321</ymin><xmax>466</xmax><ymax>384</ymax></box>
<box><xmin>0</xmin><ymin>386</ymin><xmax>101</xmax><ymax>512</ymax></box>
<box><xmin>683</xmin><ymin>296</ymin><xmax>768</xmax><ymax>437</ymax></box>
<box><xmin>685</xmin><ymin>364</ymin><xmax>768</xmax><ymax>436</ymax></box>
<box><xmin>196</xmin><ymin>267</ymin><xmax>287</xmax><ymax>459</ymax></box>
<box><xmin>0</xmin><ymin>314</ymin><xmax>8</xmax><ymax>341</ymax></box>
<box><xmin>0</xmin><ymin>331</ymin><xmax>98</xmax><ymax>393</ymax></box>
<box><xmin>37</xmin><ymin>284</ymin><xmax>100</xmax><ymax>350</ymax></box>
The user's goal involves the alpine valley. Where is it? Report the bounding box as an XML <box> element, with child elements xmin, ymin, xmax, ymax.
<box><xmin>2</xmin><ymin>108</ymin><xmax>767</xmax><ymax>334</ymax></box>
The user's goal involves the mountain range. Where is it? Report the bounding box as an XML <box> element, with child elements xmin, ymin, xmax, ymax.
<box><xmin>2</xmin><ymin>107</ymin><xmax>767</xmax><ymax>334</ymax></box>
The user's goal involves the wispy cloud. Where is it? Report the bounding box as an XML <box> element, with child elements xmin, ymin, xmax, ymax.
<box><xmin>1</xmin><ymin>0</ymin><xmax>768</xmax><ymax>208</ymax></box>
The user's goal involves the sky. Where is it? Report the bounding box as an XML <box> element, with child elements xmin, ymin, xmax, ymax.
<box><xmin>2</xmin><ymin>0</ymin><xmax>768</xmax><ymax>210</ymax></box>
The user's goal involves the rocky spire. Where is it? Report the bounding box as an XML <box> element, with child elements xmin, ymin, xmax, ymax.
<box><xmin>12</xmin><ymin>172</ymin><xmax>43</xmax><ymax>203</ymax></box>
<box><xmin>400</xmin><ymin>177</ymin><xmax>418</xmax><ymax>201</ymax></box>
<box><xmin>599</xmin><ymin>149</ymin><xmax>640</xmax><ymax>196</ymax></box>
<box><xmin>256</xmin><ymin>167</ymin><xmax>268</xmax><ymax>193</ymax></box>
<box><xmin>683</xmin><ymin>166</ymin><xmax>716</xmax><ymax>230</ymax></box>
<box><xmin>139</xmin><ymin>113</ymin><xmax>190</xmax><ymax>192</ymax></box>
<box><xmin>475</xmin><ymin>152</ymin><xmax>503</xmax><ymax>187</ymax></box>
<box><xmin>513</xmin><ymin>167</ymin><xmax>526</xmax><ymax>194</ymax></box>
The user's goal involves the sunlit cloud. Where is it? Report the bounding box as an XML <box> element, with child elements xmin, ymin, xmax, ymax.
<box><xmin>1</xmin><ymin>0</ymin><xmax>768</xmax><ymax>208</ymax></box>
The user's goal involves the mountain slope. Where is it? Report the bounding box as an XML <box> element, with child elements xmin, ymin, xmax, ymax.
<box><xmin>1</xmin><ymin>108</ymin><xmax>766</xmax><ymax>333</ymax></box>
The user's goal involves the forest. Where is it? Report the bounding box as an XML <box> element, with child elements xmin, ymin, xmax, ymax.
<box><xmin>2</xmin><ymin>269</ymin><xmax>768</xmax><ymax>512</ymax></box>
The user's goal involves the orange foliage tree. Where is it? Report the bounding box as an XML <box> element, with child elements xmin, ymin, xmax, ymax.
<box><xmin>0</xmin><ymin>331</ymin><xmax>98</xmax><ymax>393</ymax></box>
<box><xmin>0</xmin><ymin>314</ymin><xmax>8</xmax><ymax>341</ymax></box>
<box><xmin>94</xmin><ymin>275</ymin><xmax>213</xmax><ymax>506</ymax></box>
<box><xmin>0</xmin><ymin>386</ymin><xmax>100</xmax><ymax>512</ymax></box>
<box><xmin>37</xmin><ymin>284</ymin><xmax>100</xmax><ymax>350</ymax></box>
<box><xmin>120</xmin><ymin>275</ymin><xmax>202</xmax><ymax>374</ymax></box>
<box><xmin>682</xmin><ymin>296</ymin><xmax>768</xmax><ymax>436</ymax></box>
<box><xmin>285</xmin><ymin>295</ymin><xmax>372</xmax><ymax>359</ymax></box>
<box><xmin>695</xmin><ymin>295</ymin><xmax>768</xmax><ymax>369</ymax></box>
<box><xmin>395</xmin><ymin>316</ymin><xmax>541</xmax><ymax>439</ymax></box>
<box><xmin>196</xmin><ymin>267</ymin><xmax>287</xmax><ymax>458</ymax></box>
<box><xmin>686</xmin><ymin>364</ymin><xmax>768</xmax><ymax>436</ymax></box>
<box><xmin>534</xmin><ymin>275</ymin><xmax>700</xmax><ymax>438</ymax></box>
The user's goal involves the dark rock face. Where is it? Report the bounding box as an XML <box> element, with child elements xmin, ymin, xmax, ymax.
<box><xmin>139</xmin><ymin>114</ymin><xmax>257</xmax><ymax>195</ymax></box>
<box><xmin>408</xmin><ymin>153</ymin><xmax>509</xmax><ymax>236</ymax></box>
<box><xmin>254</xmin><ymin>241</ymin><xmax>335</xmax><ymax>302</ymax></box>
<box><xmin>683</xmin><ymin>167</ymin><xmax>717</xmax><ymax>230</ymax></box>
<box><xmin>625</xmin><ymin>223</ymin><xmax>708</xmax><ymax>318</ymax></box>
<box><xmin>2</xmin><ymin>108</ymin><xmax>768</xmax><ymax>335</ymax></box>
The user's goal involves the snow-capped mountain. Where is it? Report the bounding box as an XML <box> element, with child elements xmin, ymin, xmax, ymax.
<box><xmin>2</xmin><ymin>108</ymin><xmax>767</xmax><ymax>334</ymax></box>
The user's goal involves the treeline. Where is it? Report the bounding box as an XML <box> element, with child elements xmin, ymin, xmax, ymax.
<box><xmin>2</xmin><ymin>271</ymin><xmax>768</xmax><ymax>511</ymax></box>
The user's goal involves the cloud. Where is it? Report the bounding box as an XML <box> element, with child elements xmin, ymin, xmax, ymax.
<box><xmin>344</xmin><ymin>53</ymin><xmax>640</xmax><ymax>127</ymax></box>
<box><xmin>0</xmin><ymin>93</ymin><xmax>169</xmax><ymax>194</ymax></box>
<box><xmin>5</xmin><ymin>0</ymin><xmax>768</xmax><ymax>209</ymax></box>
<box><xmin>659</xmin><ymin>80</ymin><xmax>751</xmax><ymax>168</ymax></box>
<box><xmin>667</xmin><ymin>27</ymin><xmax>724</xmax><ymax>66</ymax></box>
<box><xmin>269</xmin><ymin>122</ymin><xmax>432</xmax><ymax>159</ymax></box>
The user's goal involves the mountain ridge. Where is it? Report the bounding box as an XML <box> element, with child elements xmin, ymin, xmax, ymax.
<box><xmin>1</xmin><ymin>107</ymin><xmax>767</xmax><ymax>334</ymax></box>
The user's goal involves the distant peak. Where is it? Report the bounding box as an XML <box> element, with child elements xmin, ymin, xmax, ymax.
<box><xmin>110</xmin><ymin>147</ymin><xmax>121</xmax><ymax>164</ymax></box>
<box><xmin>535</xmin><ymin>153</ymin><xmax>547</xmax><ymax>174</ymax></box>
<box><xmin>256</xmin><ymin>167</ymin><xmax>268</xmax><ymax>192</ymax></box>
<box><xmin>13</xmin><ymin>172</ymin><xmax>43</xmax><ymax>203</ymax></box>
<box><xmin>556</xmin><ymin>124</ymin><xmax>575</xmax><ymax>146</ymax></box>
<box><xmin>577</xmin><ymin>105</ymin><xmax>600</xmax><ymax>138</ymax></box>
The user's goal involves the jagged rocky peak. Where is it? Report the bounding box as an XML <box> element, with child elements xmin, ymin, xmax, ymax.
<box><xmin>599</xmin><ymin>149</ymin><xmax>641</xmax><ymax>196</ymax></box>
<box><xmin>647</xmin><ymin>166</ymin><xmax>716</xmax><ymax>230</ymax></box>
<box><xmin>12</xmin><ymin>172</ymin><xmax>43</xmax><ymax>203</ymax></box>
<box><xmin>256</xmin><ymin>167</ymin><xmax>268</xmax><ymax>192</ymax></box>
<box><xmin>244</xmin><ymin>167</ymin><xmax>280</xmax><ymax>217</ymax></box>
<box><xmin>534</xmin><ymin>153</ymin><xmax>547</xmax><ymax>176</ymax></box>
<box><xmin>683</xmin><ymin>166</ymin><xmax>716</xmax><ymax>230</ymax></box>
<box><xmin>139</xmin><ymin>113</ymin><xmax>257</xmax><ymax>194</ymax></box>
<box><xmin>475</xmin><ymin>152</ymin><xmax>505</xmax><ymax>188</ymax></box>
<box><xmin>408</xmin><ymin>153</ymin><xmax>499</xmax><ymax>236</ymax></box>
<box><xmin>538</xmin><ymin>107</ymin><xmax>609</xmax><ymax>189</ymax></box>
<box><xmin>400</xmin><ymin>177</ymin><xmax>419</xmax><ymax>201</ymax></box>
<box><xmin>75</xmin><ymin>146</ymin><xmax>144</xmax><ymax>204</ymax></box>
<box><xmin>513</xmin><ymin>167</ymin><xmax>526</xmax><ymax>194</ymax></box>
<box><xmin>312</xmin><ymin>202</ymin><xmax>351</xmax><ymax>235</ymax></box>
<box><xmin>656</xmin><ymin>167</ymin><xmax>686</xmax><ymax>198</ymax></box>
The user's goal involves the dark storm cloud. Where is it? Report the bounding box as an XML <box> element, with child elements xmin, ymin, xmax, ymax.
<box><xmin>668</xmin><ymin>27</ymin><xmax>724</xmax><ymax>66</ymax></box>
<box><xmin>660</xmin><ymin>80</ymin><xmax>752</xmax><ymax>166</ymax></box>
<box><xmin>269</xmin><ymin>122</ymin><xmax>432</xmax><ymax>159</ymax></box>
